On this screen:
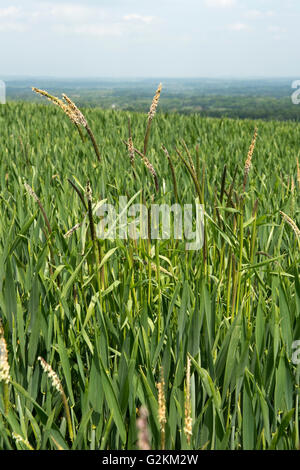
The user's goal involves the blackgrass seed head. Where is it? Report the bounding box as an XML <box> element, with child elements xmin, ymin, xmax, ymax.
<box><xmin>0</xmin><ymin>335</ymin><xmax>10</xmax><ymax>384</ymax></box>
<box><xmin>38</xmin><ymin>357</ymin><xmax>63</xmax><ymax>395</ymax></box>
<box><xmin>148</xmin><ymin>83</ymin><xmax>162</xmax><ymax>122</ymax></box>
<box><xmin>243</xmin><ymin>127</ymin><xmax>258</xmax><ymax>190</ymax></box>
<box><xmin>280</xmin><ymin>211</ymin><xmax>300</xmax><ymax>239</ymax></box>
<box><xmin>184</xmin><ymin>357</ymin><xmax>193</xmax><ymax>444</ymax></box>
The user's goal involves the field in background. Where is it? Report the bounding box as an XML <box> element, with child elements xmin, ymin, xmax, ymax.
<box><xmin>4</xmin><ymin>77</ymin><xmax>300</xmax><ymax>120</ymax></box>
<box><xmin>0</xmin><ymin>98</ymin><xmax>299</xmax><ymax>450</ymax></box>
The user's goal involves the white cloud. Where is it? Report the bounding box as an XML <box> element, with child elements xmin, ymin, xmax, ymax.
<box><xmin>49</xmin><ymin>4</ymin><xmax>107</xmax><ymax>23</ymax></box>
<box><xmin>123</xmin><ymin>14</ymin><xmax>155</xmax><ymax>24</ymax></box>
<box><xmin>244</xmin><ymin>9</ymin><xmax>275</xmax><ymax>19</ymax></box>
<box><xmin>0</xmin><ymin>6</ymin><xmax>27</xmax><ymax>32</ymax></box>
<box><xmin>228</xmin><ymin>22</ymin><xmax>250</xmax><ymax>31</ymax></box>
<box><xmin>0</xmin><ymin>3</ymin><xmax>158</xmax><ymax>38</ymax></box>
<box><xmin>204</xmin><ymin>0</ymin><xmax>236</xmax><ymax>7</ymax></box>
<box><xmin>244</xmin><ymin>10</ymin><xmax>263</xmax><ymax>19</ymax></box>
<box><xmin>47</xmin><ymin>4</ymin><xmax>122</xmax><ymax>36</ymax></box>
<box><xmin>53</xmin><ymin>9</ymin><xmax>157</xmax><ymax>37</ymax></box>
<box><xmin>268</xmin><ymin>25</ymin><xmax>286</xmax><ymax>33</ymax></box>
<box><xmin>54</xmin><ymin>23</ymin><xmax>123</xmax><ymax>37</ymax></box>
<box><xmin>0</xmin><ymin>6</ymin><xmax>21</xmax><ymax>19</ymax></box>
<box><xmin>0</xmin><ymin>22</ymin><xmax>27</xmax><ymax>32</ymax></box>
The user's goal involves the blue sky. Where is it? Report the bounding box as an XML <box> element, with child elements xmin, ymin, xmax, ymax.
<box><xmin>0</xmin><ymin>0</ymin><xmax>299</xmax><ymax>78</ymax></box>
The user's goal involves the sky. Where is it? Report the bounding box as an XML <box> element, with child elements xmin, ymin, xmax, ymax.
<box><xmin>0</xmin><ymin>0</ymin><xmax>299</xmax><ymax>78</ymax></box>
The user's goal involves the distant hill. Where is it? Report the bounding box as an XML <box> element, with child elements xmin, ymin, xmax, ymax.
<box><xmin>2</xmin><ymin>77</ymin><xmax>299</xmax><ymax>121</ymax></box>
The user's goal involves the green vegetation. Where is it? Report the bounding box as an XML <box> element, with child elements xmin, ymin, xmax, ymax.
<box><xmin>0</xmin><ymin>96</ymin><xmax>299</xmax><ymax>450</ymax></box>
<box><xmin>5</xmin><ymin>77</ymin><xmax>300</xmax><ymax>121</ymax></box>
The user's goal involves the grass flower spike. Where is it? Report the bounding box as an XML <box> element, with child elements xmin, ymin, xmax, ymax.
<box><xmin>184</xmin><ymin>357</ymin><xmax>192</xmax><ymax>445</ymax></box>
<box><xmin>243</xmin><ymin>127</ymin><xmax>258</xmax><ymax>191</ymax></box>
<box><xmin>280</xmin><ymin>211</ymin><xmax>300</xmax><ymax>240</ymax></box>
<box><xmin>0</xmin><ymin>330</ymin><xmax>11</xmax><ymax>415</ymax></box>
<box><xmin>156</xmin><ymin>370</ymin><xmax>167</xmax><ymax>449</ymax></box>
<box><xmin>38</xmin><ymin>357</ymin><xmax>63</xmax><ymax>394</ymax></box>
<box><xmin>144</xmin><ymin>83</ymin><xmax>162</xmax><ymax>155</ymax></box>
<box><xmin>38</xmin><ymin>357</ymin><xmax>74</xmax><ymax>441</ymax></box>
<box><xmin>148</xmin><ymin>83</ymin><xmax>162</xmax><ymax>122</ymax></box>
<box><xmin>0</xmin><ymin>336</ymin><xmax>10</xmax><ymax>385</ymax></box>
<box><xmin>61</xmin><ymin>93</ymin><xmax>88</xmax><ymax>127</ymax></box>
<box><xmin>32</xmin><ymin>87</ymin><xmax>101</xmax><ymax>161</ymax></box>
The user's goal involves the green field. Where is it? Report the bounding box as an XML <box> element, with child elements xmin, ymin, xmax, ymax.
<box><xmin>0</xmin><ymin>96</ymin><xmax>299</xmax><ymax>450</ymax></box>
<box><xmin>5</xmin><ymin>77</ymin><xmax>300</xmax><ymax>121</ymax></box>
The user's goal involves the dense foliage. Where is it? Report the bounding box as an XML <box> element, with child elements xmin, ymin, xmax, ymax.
<box><xmin>0</xmin><ymin>100</ymin><xmax>299</xmax><ymax>450</ymax></box>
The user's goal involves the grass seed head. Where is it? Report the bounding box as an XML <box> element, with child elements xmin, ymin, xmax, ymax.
<box><xmin>0</xmin><ymin>336</ymin><xmax>10</xmax><ymax>384</ymax></box>
<box><xmin>32</xmin><ymin>87</ymin><xmax>73</xmax><ymax>119</ymax></box>
<box><xmin>291</xmin><ymin>177</ymin><xmax>295</xmax><ymax>195</ymax></box>
<box><xmin>184</xmin><ymin>357</ymin><xmax>192</xmax><ymax>444</ymax></box>
<box><xmin>148</xmin><ymin>83</ymin><xmax>162</xmax><ymax>122</ymax></box>
<box><xmin>128</xmin><ymin>136</ymin><xmax>135</xmax><ymax>166</ymax></box>
<box><xmin>156</xmin><ymin>373</ymin><xmax>167</xmax><ymax>429</ymax></box>
<box><xmin>62</xmin><ymin>93</ymin><xmax>88</xmax><ymax>128</ymax></box>
<box><xmin>24</xmin><ymin>181</ymin><xmax>39</xmax><ymax>203</ymax></box>
<box><xmin>86</xmin><ymin>180</ymin><xmax>93</xmax><ymax>202</ymax></box>
<box><xmin>32</xmin><ymin>87</ymin><xmax>64</xmax><ymax>108</ymax></box>
<box><xmin>243</xmin><ymin>127</ymin><xmax>258</xmax><ymax>190</ymax></box>
<box><xmin>32</xmin><ymin>87</ymin><xmax>87</xmax><ymax>128</ymax></box>
<box><xmin>38</xmin><ymin>357</ymin><xmax>63</xmax><ymax>394</ymax></box>
<box><xmin>280</xmin><ymin>211</ymin><xmax>300</xmax><ymax>239</ymax></box>
<box><xmin>64</xmin><ymin>222</ymin><xmax>83</xmax><ymax>239</ymax></box>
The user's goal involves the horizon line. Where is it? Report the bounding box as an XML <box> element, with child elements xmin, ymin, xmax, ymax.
<box><xmin>1</xmin><ymin>75</ymin><xmax>298</xmax><ymax>81</ymax></box>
